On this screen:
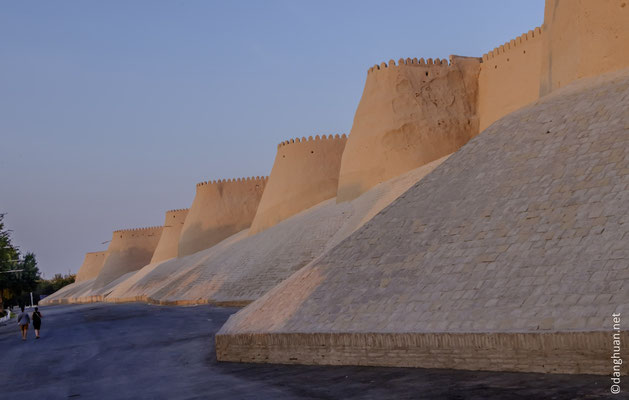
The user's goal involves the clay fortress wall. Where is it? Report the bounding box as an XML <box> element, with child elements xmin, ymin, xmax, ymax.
<box><xmin>215</xmin><ymin>0</ymin><xmax>629</xmax><ymax>375</ymax></box>
<box><xmin>340</xmin><ymin>0</ymin><xmax>629</xmax><ymax>201</ymax></box>
<box><xmin>338</xmin><ymin>26</ymin><xmax>546</xmax><ymax>202</ymax></box>
<box><xmin>63</xmin><ymin>0</ymin><xmax>629</xmax><ymax>266</ymax></box>
<box><xmin>337</xmin><ymin>56</ymin><xmax>480</xmax><ymax>202</ymax></box>
<box><xmin>46</xmin><ymin>0</ymin><xmax>629</xmax><ymax>376</ymax></box>
<box><xmin>75</xmin><ymin>208</ymin><xmax>189</xmax><ymax>286</ymax></box>
<box><xmin>75</xmin><ymin>251</ymin><xmax>108</xmax><ymax>283</ymax></box>
<box><xmin>92</xmin><ymin>226</ymin><xmax>163</xmax><ymax>290</ymax></box>
<box><xmin>249</xmin><ymin>134</ymin><xmax>347</xmax><ymax>235</ymax></box>
<box><xmin>478</xmin><ymin>27</ymin><xmax>544</xmax><ymax>131</ymax></box>
<box><xmin>178</xmin><ymin>177</ymin><xmax>267</xmax><ymax>257</ymax></box>
<box><xmin>150</xmin><ymin>208</ymin><xmax>189</xmax><ymax>264</ymax></box>
<box><xmin>540</xmin><ymin>0</ymin><xmax>629</xmax><ymax>95</ymax></box>
<box><xmin>479</xmin><ymin>0</ymin><xmax>629</xmax><ymax>128</ymax></box>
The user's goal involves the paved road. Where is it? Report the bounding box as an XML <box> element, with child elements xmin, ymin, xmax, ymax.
<box><xmin>0</xmin><ymin>303</ymin><xmax>613</xmax><ymax>399</ymax></box>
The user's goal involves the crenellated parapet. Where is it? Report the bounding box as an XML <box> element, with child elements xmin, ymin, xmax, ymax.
<box><xmin>481</xmin><ymin>27</ymin><xmax>543</xmax><ymax>62</ymax></box>
<box><xmin>277</xmin><ymin>133</ymin><xmax>347</xmax><ymax>149</ymax></box>
<box><xmin>196</xmin><ymin>176</ymin><xmax>268</xmax><ymax>188</ymax></box>
<box><xmin>274</xmin><ymin>133</ymin><xmax>348</xmax><ymax>154</ymax></box>
<box><xmin>249</xmin><ymin>133</ymin><xmax>348</xmax><ymax>235</ymax></box>
<box><xmin>113</xmin><ymin>226</ymin><xmax>163</xmax><ymax>236</ymax></box>
<box><xmin>166</xmin><ymin>208</ymin><xmax>189</xmax><ymax>213</ymax></box>
<box><xmin>178</xmin><ymin>175</ymin><xmax>267</xmax><ymax>257</ymax></box>
<box><xmin>368</xmin><ymin>57</ymin><xmax>451</xmax><ymax>73</ymax></box>
<box><xmin>337</xmin><ymin>54</ymin><xmax>481</xmax><ymax>202</ymax></box>
<box><xmin>477</xmin><ymin>26</ymin><xmax>544</xmax><ymax>131</ymax></box>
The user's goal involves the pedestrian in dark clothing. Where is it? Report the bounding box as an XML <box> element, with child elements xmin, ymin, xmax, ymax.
<box><xmin>32</xmin><ymin>307</ymin><xmax>42</xmax><ymax>339</ymax></box>
<box><xmin>17</xmin><ymin>306</ymin><xmax>30</xmax><ymax>341</ymax></box>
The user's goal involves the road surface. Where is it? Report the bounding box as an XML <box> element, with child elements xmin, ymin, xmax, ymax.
<box><xmin>0</xmin><ymin>303</ymin><xmax>612</xmax><ymax>399</ymax></box>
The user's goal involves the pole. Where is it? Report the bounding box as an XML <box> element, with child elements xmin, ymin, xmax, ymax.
<box><xmin>30</xmin><ymin>292</ymin><xmax>33</xmax><ymax>308</ymax></box>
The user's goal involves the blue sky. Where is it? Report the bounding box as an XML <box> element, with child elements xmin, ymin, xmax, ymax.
<box><xmin>0</xmin><ymin>0</ymin><xmax>545</xmax><ymax>277</ymax></box>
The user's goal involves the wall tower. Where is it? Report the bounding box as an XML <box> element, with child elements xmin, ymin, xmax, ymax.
<box><xmin>92</xmin><ymin>226</ymin><xmax>163</xmax><ymax>290</ymax></box>
<box><xmin>178</xmin><ymin>177</ymin><xmax>267</xmax><ymax>257</ymax></box>
<box><xmin>336</xmin><ymin>56</ymin><xmax>480</xmax><ymax>202</ymax></box>
<box><xmin>248</xmin><ymin>134</ymin><xmax>347</xmax><ymax>235</ymax></box>
<box><xmin>75</xmin><ymin>251</ymin><xmax>108</xmax><ymax>283</ymax></box>
<box><xmin>150</xmin><ymin>208</ymin><xmax>189</xmax><ymax>263</ymax></box>
<box><xmin>540</xmin><ymin>0</ymin><xmax>629</xmax><ymax>96</ymax></box>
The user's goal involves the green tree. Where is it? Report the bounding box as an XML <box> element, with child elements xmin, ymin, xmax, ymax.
<box><xmin>0</xmin><ymin>214</ymin><xmax>41</xmax><ymax>309</ymax></box>
<box><xmin>37</xmin><ymin>273</ymin><xmax>75</xmax><ymax>296</ymax></box>
<box><xmin>19</xmin><ymin>253</ymin><xmax>40</xmax><ymax>293</ymax></box>
<box><xmin>0</xmin><ymin>213</ymin><xmax>19</xmax><ymax>310</ymax></box>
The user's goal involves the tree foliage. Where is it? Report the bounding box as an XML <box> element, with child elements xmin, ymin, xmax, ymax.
<box><xmin>0</xmin><ymin>213</ymin><xmax>41</xmax><ymax>308</ymax></box>
<box><xmin>37</xmin><ymin>273</ymin><xmax>75</xmax><ymax>296</ymax></box>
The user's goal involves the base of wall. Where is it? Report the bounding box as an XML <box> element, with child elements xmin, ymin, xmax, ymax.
<box><xmin>42</xmin><ymin>295</ymin><xmax>252</xmax><ymax>308</ymax></box>
<box><xmin>215</xmin><ymin>331</ymin><xmax>627</xmax><ymax>375</ymax></box>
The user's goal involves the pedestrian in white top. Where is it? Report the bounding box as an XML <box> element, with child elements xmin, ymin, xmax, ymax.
<box><xmin>17</xmin><ymin>305</ymin><xmax>30</xmax><ymax>341</ymax></box>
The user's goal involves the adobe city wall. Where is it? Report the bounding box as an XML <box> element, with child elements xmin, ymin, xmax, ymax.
<box><xmin>249</xmin><ymin>135</ymin><xmax>347</xmax><ymax>235</ymax></box>
<box><xmin>104</xmin><ymin>156</ymin><xmax>448</xmax><ymax>307</ymax></box>
<box><xmin>75</xmin><ymin>251</ymin><xmax>108</xmax><ymax>283</ymax></box>
<box><xmin>337</xmin><ymin>25</ymin><xmax>544</xmax><ymax>203</ymax></box>
<box><xmin>336</xmin><ymin>56</ymin><xmax>480</xmax><ymax>202</ymax></box>
<box><xmin>216</xmin><ymin>67</ymin><xmax>629</xmax><ymax>375</ymax></box>
<box><xmin>151</xmin><ymin>208</ymin><xmax>189</xmax><ymax>263</ymax></box>
<box><xmin>178</xmin><ymin>177</ymin><xmax>267</xmax><ymax>257</ymax></box>
<box><xmin>47</xmin><ymin>0</ymin><xmax>629</xmax><ymax>376</ymax></box>
<box><xmin>337</xmin><ymin>0</ymin><xmax>629</xmax><ymax>203</ymax></box>
<box><xmin>478</xmin><ymin>27</ymin><xmax>544</xmax><ymax>131</ymax></box>
<box><xmin>479</xmin><ymin>0</ymin><xmax>629</xmax><ymax>128</ymax></box>
<box><xmin>92</xmin><ymin>226</ymin><xmax>163</xmax><ymax>290</ymax></box>
<box><xmin>540</xmin><ymin>0</ymin><xmax>629</xmax><ymax>96</ymax></box>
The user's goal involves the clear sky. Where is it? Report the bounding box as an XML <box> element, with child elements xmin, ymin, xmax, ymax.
<box><xmin>0</xmin><ymin>0</ymin><xmax>545</xmax><ymax>278</ymax></box>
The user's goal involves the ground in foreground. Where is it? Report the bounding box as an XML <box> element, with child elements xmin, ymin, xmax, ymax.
<box><xmin>0</xmin><ymin>304</ymin><xmax>611</xmax><ymax>399</ymax></box>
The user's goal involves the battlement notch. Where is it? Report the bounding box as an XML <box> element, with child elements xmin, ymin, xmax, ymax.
<box><xmin>113</xmin><ymin>226</ymin><xmax>163</xmax><ymax>234</ymax></box>
<box><xmin>277</xmin><ymin>133</ymin><xmax>348</xmax><ymax>149</ymax></box>
<box><xmin>367</xmin><ymin>56</ymin><xmax>452</xmax><ymax>74</ymax></box>
<box><xmin>166</xmin><ymin>208</ymin><xmax>189</xmax><ymax>214</ymax></box>
<box><xmin>196</xmin><ymin>176</ymin><xmax>268</xmax><ymax>188</ymax></box>
<box><xmin>481</xmin><ymin>26</ymin><xmax>543</xmax><ymax>62</ymax></box>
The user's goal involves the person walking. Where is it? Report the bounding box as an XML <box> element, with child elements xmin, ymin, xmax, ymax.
<box><xmin>17</xmin><ymin>305</ymin><xmax>30</xmax><ymax>341</ymax></box>
<box><xmin>32</xmin><ymin>307</ymin><xmax>42</xmax><ymax>339</ymax></box>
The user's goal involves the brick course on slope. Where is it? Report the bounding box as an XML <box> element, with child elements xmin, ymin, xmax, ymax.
<box><xmin>217</xmin><ymin>68</ymin><xmax>629</xmax><ymax>375</ymax></box>
<box><xmin>103</xmin><ymin>157</ymin><xmax>447</xmax><ymax>306</ymax></box>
